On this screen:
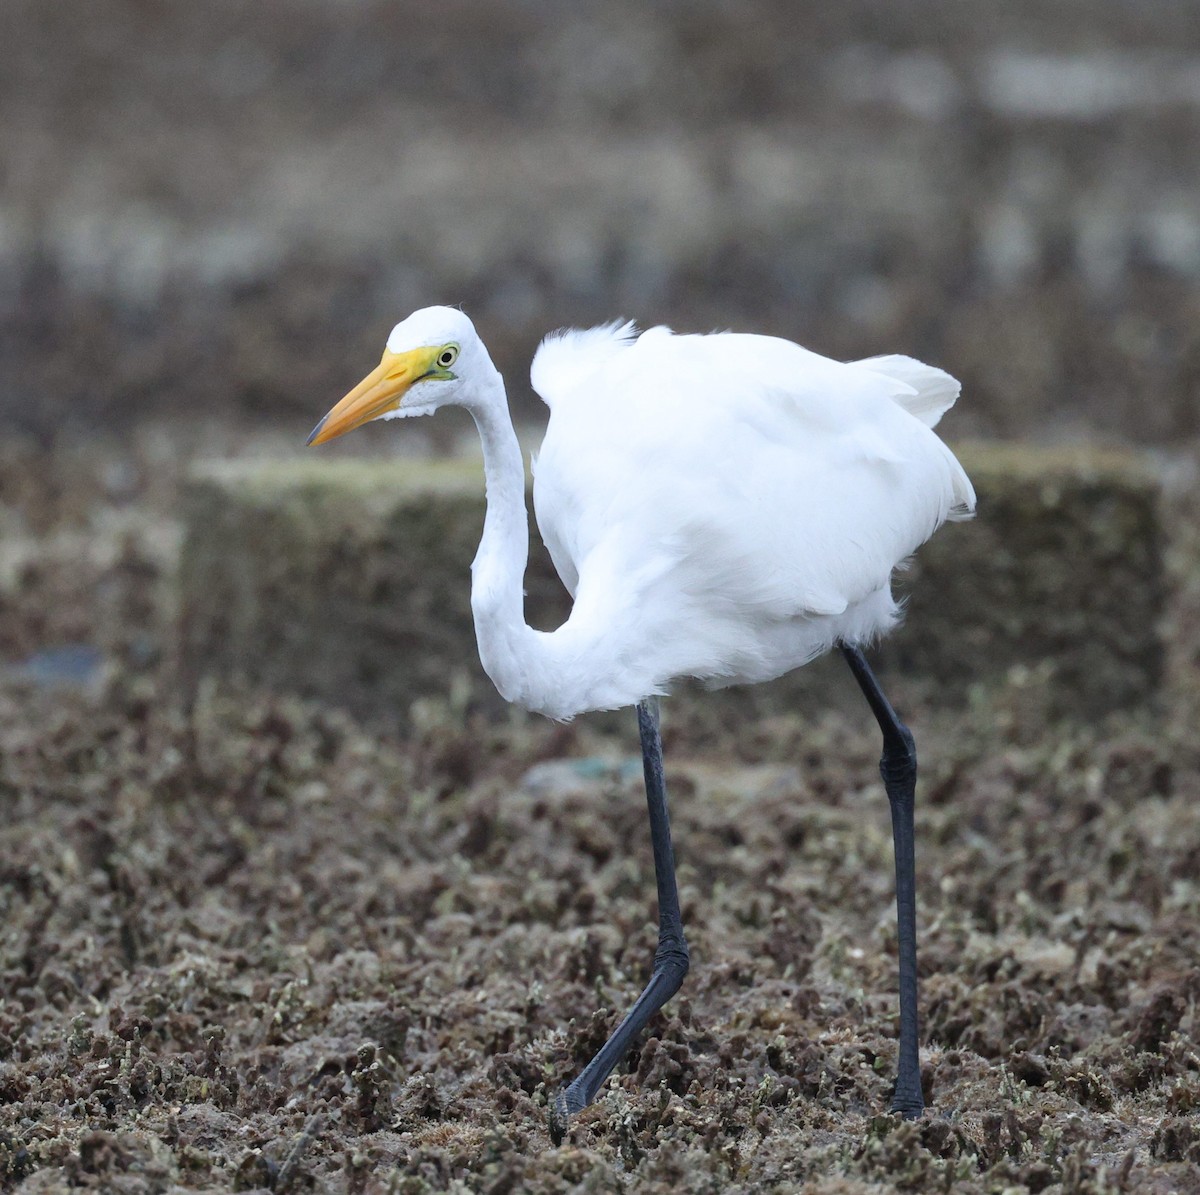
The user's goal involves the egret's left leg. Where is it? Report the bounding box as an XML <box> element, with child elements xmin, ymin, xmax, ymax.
<box><xmin>841</xmin><ymin>643</ymin><xmax>925</xmax><ymax>1118</ymax></box>
<box><xmin>549</xmin><ymin>698</ymin><xmax>689</xmax><ymax>1139</ymax></box>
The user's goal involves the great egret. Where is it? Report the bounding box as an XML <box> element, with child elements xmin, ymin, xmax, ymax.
<box><xmin>308</xmin><ymin>305</ymin><xmax>975</xmax><ymax>1127</ymax></box>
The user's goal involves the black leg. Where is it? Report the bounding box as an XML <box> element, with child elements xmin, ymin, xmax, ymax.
<box><xmin>841</xmin><ymin>644</ymin><xmax>924</xmax><ymax>1118</ymax></box>
<box><xmin>549</xmin><ymin>698</ymin><xmax>689</xmax><ymax>1139</ymax></box>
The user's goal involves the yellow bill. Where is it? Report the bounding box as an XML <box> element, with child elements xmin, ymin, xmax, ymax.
<box><xmin>307</xmin><ymin>345</ymin><xmax>443</xmax><ymax>446</ymax></box>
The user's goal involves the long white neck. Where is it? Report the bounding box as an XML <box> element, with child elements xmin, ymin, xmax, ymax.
<box><xmin>467</xmin><ymin>386</ymin><xmax>559</xmax><ymax>714</ymax></box>
<box><xmin>464</xmin><ymin>374</ymin><xmax>651</xmax><ymax>720</ymax></box>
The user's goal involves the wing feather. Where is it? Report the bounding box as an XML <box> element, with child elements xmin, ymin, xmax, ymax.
<box><xmin>530</xmin><ymin>321</ymin><xmax>640</xmax><ymax>410</ymax></box>
<box><xmin>532</xmin><ymin>326</ymin><xmax>975</xmax><ymax>691</ymax></box>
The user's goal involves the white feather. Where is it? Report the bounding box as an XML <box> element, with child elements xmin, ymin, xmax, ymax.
<box><xmin>530</xmin><ymin>320</ymin><xmax>640</xmax><ymax>409</ymax></box>
<box><xmin>850</xmin><ymin>354</ymin><xmax>962</xmax><ymax>428</ymax></box>
<box><xmin>528</xmin><ymin>327</ymin><xmax>975</xmax><ymax>713</ymax></box>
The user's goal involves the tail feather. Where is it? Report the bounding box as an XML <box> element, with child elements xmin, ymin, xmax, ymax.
<box><xmin>851</xmin><ymin>354</ymin><xmax>961</xmax><ymax>429</ymax></box>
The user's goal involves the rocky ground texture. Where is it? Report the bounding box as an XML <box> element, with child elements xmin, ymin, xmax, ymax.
<box><xmin>0</xmin><ymin>444</ymin><xmax>1196</xmax><ymax>1193</ymax></box>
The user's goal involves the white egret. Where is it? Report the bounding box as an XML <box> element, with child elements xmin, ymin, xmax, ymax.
<box><xmin>308</xmin><ymin>305</ymin><xmax>975</xmax><ymax>1127</ymax></box>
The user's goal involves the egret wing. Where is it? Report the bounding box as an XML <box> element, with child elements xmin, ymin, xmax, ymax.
<box><xmin>535</xmin><ymin>327</ymin><xmax>972</xmax><ymax>622</ymax></box>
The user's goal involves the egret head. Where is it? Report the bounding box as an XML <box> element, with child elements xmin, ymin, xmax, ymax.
<box><xmin>307</xmin><ymin>306</ymin><xmax>494</xmax><ymax>445</ymax></box>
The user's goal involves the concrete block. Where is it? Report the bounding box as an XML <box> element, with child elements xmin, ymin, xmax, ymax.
<box><xmin>178</xmin><ymin>444</ymin><xmax>1170</xmax><ymax>721</ymax></box>
<box><xmin>179</xmin><ymin>458</ymin><xmax>567</xmax><ymax>721</ymax></box>
<box><xmin>878</xmin><ymin>443</ymin><xmax>1168</xmax><ymax>717</ymax></box>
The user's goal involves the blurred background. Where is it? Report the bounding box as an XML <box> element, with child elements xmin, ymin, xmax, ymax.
<box><xmin>4</xmin><ymin>0</ymin><xmax>1200</xmax><ymax>452</ymax></box>
<box><xmin>1</xmin><ymin>0</ymin><xmax>1199</xmax><ymax>674</ymax></box>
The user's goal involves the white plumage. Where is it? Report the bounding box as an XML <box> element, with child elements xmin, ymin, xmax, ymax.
<box><xmin>530</xmin><ymin>323</ymin><xmax>974</xmax><ymax>713</ymax></box>
<box><xmin>309</xmin><ymin>306</ymin><xmax>975</xmax><ymax>721</ymax></box>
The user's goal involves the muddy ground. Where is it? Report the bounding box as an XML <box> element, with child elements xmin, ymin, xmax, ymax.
<box><xmin>0</xmin><ymin>445</ymin><xmax>1196</xmax><ymax>1194</ymax></box>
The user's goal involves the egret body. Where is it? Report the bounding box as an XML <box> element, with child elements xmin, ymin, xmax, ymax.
<box><xmin>309</xmin><ymin>305</ymin><xmax>975</xmax><ymax>1125</ymax></box>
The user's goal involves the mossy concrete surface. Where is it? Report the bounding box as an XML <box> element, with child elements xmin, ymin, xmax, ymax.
<box><xmin>876</xmin><ymin>442</ymin><xmax>1168</xmax><ymax>718</ymax></box>
<box><xmin>180</xmin><ymin>443</ymin><xmax>1170</xmax><ymax>721</ymax></box>
<box><xmin>180</xmin><ymin>458</ymin><xmax>570</xmax><ymax>722</ymax></box>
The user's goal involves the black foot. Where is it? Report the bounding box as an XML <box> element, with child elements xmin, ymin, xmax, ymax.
<box><xmin>547</xmin><ymin>1086</ymin><xmax>583</xmax><ymax>1145</ymax></box>
<box><xmin>890</xmin><ymin>1096</ymin><xmax>924</xmax><ymax>1120</ymax></box>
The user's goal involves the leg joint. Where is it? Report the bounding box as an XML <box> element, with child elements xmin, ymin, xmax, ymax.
<box><xmin>880</xmin><ymin>723</ymin><xmax>917</xmax><ymax>788</ymax></box>
<box><xmin>653</xmin><ymin>936</ymin><xmax>690</xmax><ymax>982</ymax></box>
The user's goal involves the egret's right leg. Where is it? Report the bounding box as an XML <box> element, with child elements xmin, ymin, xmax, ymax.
<box><xmin>549</xmin><ymin>698</ymin><xmax>689</xmax><ymax>1140</ymax></box>
<box><xmin>841</xmin><ymin>643</ymin><xmax>925</xmax><ymax>1118</ymax></box>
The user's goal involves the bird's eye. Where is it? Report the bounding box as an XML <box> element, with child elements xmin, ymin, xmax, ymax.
<box><xmin>437</xmin><ymin>345</ymin><xmax>459</xmax><ymax>369</ymax></box>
